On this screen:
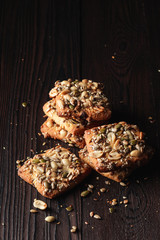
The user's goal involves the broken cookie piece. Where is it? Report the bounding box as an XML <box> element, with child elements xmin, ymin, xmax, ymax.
<box><xmin>84</xmin><ymin>121</ymin><xmax>154</xmax><ymax>173</ymax></box>
<box><xmin>40</xmin><ymin>117</ymin><xmax>85</xmax><ymax>148</ymax></box>
<box><xmin>18</xmin><ymin>146</ymin><xmax>91</xmax><ymax>199</ymax></box>
<box><xmin>43</xmin><ymin>98</ymin><xmax>87</xmax><ymax>135</ymax></box>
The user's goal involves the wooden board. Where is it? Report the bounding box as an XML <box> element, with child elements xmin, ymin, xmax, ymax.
<box><xmin>0</xmin><ymin>0</ymin><xmax>160</xmax><ymax>239</ymax></box>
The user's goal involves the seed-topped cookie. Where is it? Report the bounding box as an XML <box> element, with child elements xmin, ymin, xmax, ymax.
<box><xmin>79</xmin><ymin>146</ymin><xmax>133</xmax><ymax>182</ymax></box>
<box><xmin>84</xmin><ymin>121</ymin><xmax>153</xmax><ymax>172</ymax></box>
<box><xmin>18</xmin><ymin>146</ymin><xmax>91</xmax><ymax>199</ymax></box>
<box><xmin>41</xmin><ymin>117</ymin><xmax>85</xmax><ymax>148</ymax></box>
<box><xmin>43</xmin><ymin>98</ymin><xmax>90</xmax><ymax>135</ymax></box>
<box><xmin>49</xmin><ymin>79</ymin><xmax>111</xmax><ymax>122</ymax></box>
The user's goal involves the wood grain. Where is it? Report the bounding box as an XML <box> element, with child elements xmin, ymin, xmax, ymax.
<box><xmin>0</xmin><ymin>0</ymin><xmax>160</xmax><ymax>239</ymax></box>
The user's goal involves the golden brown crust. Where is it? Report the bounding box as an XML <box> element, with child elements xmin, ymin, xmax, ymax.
<box><xmin>84</xmin><ymin>122</ymin><xmax>153</xmax><ymax>172</ymax></box>
<box><xmin>18</xmin><ymin>146</ymin><xmax>92</xmax><ymax>199</ymax></box>
<box><xmin>40</xmin><ymin>118</ymin><xmax>85</xmax><ymax>148</ymax></box>
<box><xmin>79</xmin><ymin>147</ymin><xmax>132</xmax><ymax>182</ymax></box>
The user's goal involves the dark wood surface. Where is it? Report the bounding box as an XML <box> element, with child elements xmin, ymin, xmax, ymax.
<box><xmin>0</xmin><ymin>1</ymin><xmax>160</xmax><ymax>239</ymax></box>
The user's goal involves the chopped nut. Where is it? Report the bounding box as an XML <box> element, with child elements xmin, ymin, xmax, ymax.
<box><xmin>30</xmin><ymin>209</ymin><xmax>38</xmax><ymax>213</ymax></box>
<box><xmin>90</xmin><ymin>211</ymin><xmax>94</xmax><ymax>217</ymax></box>
<box><xmin>123</xmin><ymin>199</ymin><xmax>128</xmax><ymax>204</ymax></box>
<box><xmin>105</xmin><ymin>180</ymin><xmax>111</xmax><ymax>185</ymax></box>
<box><xmin>120</xmin><ymin>182</ymin><xmax>126</xmax><ymax>187</ymax></box>
<box><xmin>88</xmin><ymin>184</ymin><xmax>94</xmax><ymax>189</ymax></box>
<box><xmin>94</xmin><ymin>214</ymin><xmax>101</xmax><ymax>220</ymax></box>
<box><xmin>70</xmin><ymin>226</ymin><xmax>77</xmax><ymax>233</ymax></box>
<box><xmin>109</xmin><ymin>207</ymin><xmax>115</xmax><ymax>213</ymax></box>
<box><xmin>111</xmin><ymin>199</ymin><xmax>117</xmax><ymax>206</ymax></box>
<box><xmin>33</xmin><ymin>199</ymin><xmax>47</xmax><ymax>210</ymax></box>
<box><xmin>66</xmin><ymin>205</ymin><xmax>73</xmax><ymax>212</ymax></box>
<box><xmin>100</xmin><ymin>188</ymin><xmax>106</xmax><ymax>193</ymax></box>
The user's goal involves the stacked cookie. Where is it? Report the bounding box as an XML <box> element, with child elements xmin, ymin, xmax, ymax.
<box><xmin>41</xmin><ymin>79</ymin><xmax>111</xmax><ymax>148</ymax></box>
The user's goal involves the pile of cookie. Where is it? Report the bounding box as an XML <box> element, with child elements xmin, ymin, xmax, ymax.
<box><xmin>40</xmin><ymin>79</ymin><xmax>111</xmax><ymax>148</ymax></box>
<box><xmin>18</xmin><ymin>79</ymin><xmax>153</xmax><ymax>199</ymax></box>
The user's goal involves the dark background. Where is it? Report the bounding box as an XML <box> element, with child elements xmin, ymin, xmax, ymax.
<box><xmin>0</xmin><ymin>1</ymin><xmax>160</xmax><ymax>239</ymax></box>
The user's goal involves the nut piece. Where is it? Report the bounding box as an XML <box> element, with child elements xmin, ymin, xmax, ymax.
<box><xmin>45</xmin><ymin>216</ymin><xmax>55</xmax><ymax>222</ymax></box>
<box><xmin>70</xmin><ymin>226</ymin><xmax>77</xmax><ymax>233</ymax></box>
<box><xmin>33</xmin><ymin>199</ymin><xmax>47</xmax><ymax>210</ymax></box>
<box><xmin>49</xmin><ymin>89</ymin><xmax>58</xmax><ymax>97</ymax></box>
<box><xmin>130</xmin><ymin>150</ymin><xmax>142</xmax><ymax>157</ymax></box>
<box><xmin>57</xmin><ymin>99</ymin><xmax>64</xmax><ymax>109</ymax></box>
<box><xmin>94</xmin><ymin>214</ymin><xmax>101</xmax><ymax>219</ymax></box>
<box><xmin>59</xmin><ymin>129</ymin><xmax>67</xmax><ymax>138</ymax></box>
<box><xmin>90</xmin><ymin>211</ymin><xmax>94</xmax><ymax>217</ymax></box>
<box><xmin>81</xmin><ymin>190</ymin><xmax>90</xmax><ymax>197</ymax></box>
<box><xmin>66</xmin><ymin>205</ymin><xmax>73</xmax><ymax>212</ymax></box>
<box><xmin>100</xmin><ymin>188</ymin><xmax>106</xmax><ymax>193</ymax></box>
<box><xmin>89</xmin><ymin>151</ymin><xmax>103</xmax><ymax>158</ymax></box>
<box><xmin>30</xmin><ymin>209</ymin><xmax>38</xmax><ymax>213</ymax></box>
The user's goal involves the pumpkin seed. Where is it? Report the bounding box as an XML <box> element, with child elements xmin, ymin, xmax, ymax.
<box><xmin>115</xmin><ymin>123</ymin><xmax>122</xmax><ymax>129</ymax></box>
<box><xmin>100</xmin><ymin>188</ymin><xmax>106</xmax><ymax>193</ymax></box>
<box><xmin>32</xmin><ymin>158</ymin><xmax>40</xmax><ymax>164</ymax></box>
<box><xmin>70</xmin><ymin>226</ymin><xmax>77</xmax><ymax>233</ymax></box>
<box><xmin>40</xmin><ymin>158</ymin><xmax>46</xmax><ymax>163</ymax></box>
<box><xmin>62</xmin><ymin>172</ymin><xmax>68</xmax><ymax>178</ymax></box>
<box><xmin>130</xmin><ymin>140</ymin><xmax>137</xmax><ymax>145</ymax></box>
<box><xmin>81</xmin><ymin>190</ymin><xmax>90</xmax><ymax>197</ymax></box>
<box><xmin>109</xmin><ymin>207</ymin><xmax>115</xmax><ymax>213</ymax></box>
<box><xmin>22</xmin><ymin>102</ymin><xmax>27</xmax><ymax>107</ymax></box>
<box><xmin>69</xmin><ymin>104</ymin><xmax>74</xmax><ymax>109</ymax></box>
<box><xmin>66</xmin><ymin>205</ymin><xmax>73</xmax><ymax>212</ymax></box>
<box><xmin>100</xmin><ymin>127</ymin><xmax>106</xmax><ymax>133</ymax></box>
<box><xmin>33</xmin><ymin>199</ymin><xmax>47</xmax><ymax>210</ymax></box>
<box><xmin>43</xmin><ymin>181</ymin><xmax>51</xmax><ymax>189</ymax></box>
<box><xmin>94</xmin><ymin>214</ymin><xmax>101</xmax><ymax>219</ymax></box>
<box><xmin>45</xmin><ymin>216</ymin><xmax>55</xmax><ymax>222</ymax></box>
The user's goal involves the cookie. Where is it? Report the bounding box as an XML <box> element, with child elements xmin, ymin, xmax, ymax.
<box><xmin>43</xmin><ymin>98</ymin><xmax>88</xmax><ymax>135</ymax></box>
<box><xmin>40</xmin><ymin>117</ymin><xmax>85</xmax><ymax>148</ymax></box>
<box><xmin>84</xmin><ymin>122</ymin><xmax>153</xmax><ymax>172</ymax></box>
<box><xmin>79</xmin><ymin>146</ymin><xmax>133</xmax><ymax>182</ymax></box>
<box><xmin>18</xmin><ymin>146</ymin><xmax>92</xmax><ymax>199</ymax></box>
<box><xmin>49</xmin><ymin>79</ymin><xmax>111</xmax><ymax>122</ymax></box>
